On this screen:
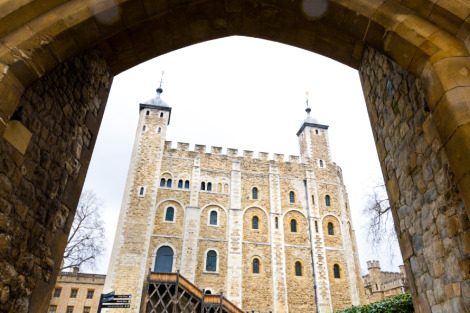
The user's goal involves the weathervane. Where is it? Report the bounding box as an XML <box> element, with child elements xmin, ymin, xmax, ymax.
<box><xmin>157</xmin><ymin>71</ymin><xmax>165</xmax><ymax>94</ymax></box>
<box><xmin>305</xmin><ymin>91</ymin><xmax>311</xmax><ymax>115</ymax></box>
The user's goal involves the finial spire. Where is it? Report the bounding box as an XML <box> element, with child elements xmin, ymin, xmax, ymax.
<box><xmin>305</xmin><ymin>91</ymin><xmax>311</xmax><ymax>115</ymax></box>
<box><xmin>157</xmin><ymin>71</ymin><xmax>164</xmax><ymax>94</ymax></box>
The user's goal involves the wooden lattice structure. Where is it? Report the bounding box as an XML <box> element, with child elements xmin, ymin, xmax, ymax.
<box><xmin>145</xmin><ymin>271</ymin><xmax>243</xmax><ymax>313</ymax></box>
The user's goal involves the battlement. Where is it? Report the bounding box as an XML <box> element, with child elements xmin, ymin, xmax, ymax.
<box><xmin>164</xmin><ymin>141</ymin><xmax>303</xmax><ymax>164</ymax></box>
<box><xmin>367</xmin><ymin>260</ymin><xmax>381</xmax><ymax>269</ymax></box>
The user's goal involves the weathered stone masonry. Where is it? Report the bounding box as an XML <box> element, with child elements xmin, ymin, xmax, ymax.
<box><xmin>105</xmin><ymin>91</ymin><xmax>365</xmax><ymax>313</ymax></box>
<box><xmin>0</xmin><ymin>49</ymin><xmax>111</xmax><ymax>313</ymax></box>
<box><xmin>359</xmin><ymin>47</ymin><xmax>470</xmax><ymax>313</ymax></box>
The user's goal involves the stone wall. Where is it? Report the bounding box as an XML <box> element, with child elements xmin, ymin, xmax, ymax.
<box><xmin>359</xmin><ymin>47</ymin><xmax>470</xmax><ymax>313</ymax></box>
<box><xmin>0</xmin><ymin>49</ymin><xmax>111</xmax><ymax>313</ymax></box>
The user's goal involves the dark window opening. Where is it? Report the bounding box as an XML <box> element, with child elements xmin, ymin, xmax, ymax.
<box><xmin>165</xmin><ymin>207</ymin><xmax>175</xmax><ymax>222</ymax></box>
<box><xmin>334</xmin><ymin>264</ymin><xmax>341</xmax><ymax>278</ymax></box>
<box><xmin>315</xmin><ymin>221</ymin><xmax>318</xmax><ymax>233</ymax></box>
<box><xmin>86</xmin><ymin>290</ymin><xmax>94</xmax><ymax>299</ymax></box>
<box><xmin>139</xmin><ymin>187</ymin><xmax>144</xmax><ymax>195</ymax></box>
<box><xmin>207</xmin><ymin>182</ymin><xmax>212</xmax><ymax>191</ymax></box>
<box><xmin>201</xmin><ymin>182</ymin><xmax>206</xmax><ymax>190</ymax></box>
<box><xmin>328</xmin><ymin>222</ymin><xmax>334</xmax><ymax>235</ymax></box>
<box><xmin>146</xmin><ymin>110</ymin><xmax>150</xmax><ymax>116</ymax></box>
<box><xmin>160</xmin><ymin>178</ymin><xmax>165</xmax><ymax>187</ymax></box>
<box><xmin>167</xmin><ymin>179</ymin><xmax>172</xmax><ymax>188</ymax></box>
<box><xmin>291</xmin><ymin>219</ymin><xmax>297</xmax><ymax>232</ymax></box>
<box><xmin>252</xmin><ymin>187</ymin><xmax>258</xmax><ymax>199</ymax></box>
<box><xmin>289</xmin><ymin>191</ymin><xmax>295</xmax><ymax>203</ymax></box>
<box><xmin>70</xmin><ymin>289</ymin><xmax>78</xmax><ymax>298</ymax></box>
<box><xmin>295</xmin><ymin>262</ymin><xmax>302</xmax><ymax>276</ymax></box>
<box><xmin>160</xmin><ymin>112</ymin><xmax>164</xmax><ymax>117</ymax></box>
<box><xmin>178</xmin><ymin>180</ymin><xmax>183</xmax><ymax>188</ymax></box>
<box><xmin>275</xmin><ymin>217</ymin><xmax>279</xmax><ymax>229</ymax></box>
<box><xmin>312</xmin><ymin>195</ymin><xmax>315</xmax><ymax>204</ymax></box>
<box><xmin>253</xmin><ymin>259</ymin><xmax>260</xmax><ymax>274</ymax></box>
<box><xmin>319</xmin><ymin>160</ymin><xmax>324</xmax><ymax>167</ymax></box>
<box><xmin>185</xmin><ymin>180</ymin><xmax>190</xmax><ymax>189</ymax></box>
<box><xmin>210</xmin><ymin>211</ymin><xmax>218</xmax><ymax>225</ymax></box>
<box><xmin>325</xmin><ymin>195</ymin><xmax>331</xmax><ymax>206</ymax></box>
<box><xmin>155</xmin><ymin>246</ymin><xmax>173</xmax><ymax>272</ymax></box>
<box><xmin>206</xmin><ymin>250</ymin><xmax>217</xmax><ymax>271</ymax></box>
<box><xmin>252</xmin><ymin>216</ymin><xmax>259</xmax><ymax>230</ymax></box>
<box><xmin>53</xmin><ymin>289</ymin><xmax>61</xmax><ymax>297</ymax></box>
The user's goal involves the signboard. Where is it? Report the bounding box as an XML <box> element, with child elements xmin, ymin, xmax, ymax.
<box><xmin>98</xmin><ymin>292</ymin><xmax>131</xmax><ymax>313</ymax></box>
<box><xmin>105</xmin><ymin>299</ymin><xmax>131</xmax><ymax>303</ymax></box>
<box><xmin>101</xmin><ymin>304</ymin><xmax>131</xmax><ymax>309</ymax></box>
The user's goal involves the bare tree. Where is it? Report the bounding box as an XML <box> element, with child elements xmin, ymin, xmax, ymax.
<box><xmin>362</xmin><ymin>181</ymin><xmax>398</xmax><ymax>252</ymax></box>
<box><xmin>62</xmin><ymin>190</ymin><xmax>106</xmax><ymax>271</ymax></box>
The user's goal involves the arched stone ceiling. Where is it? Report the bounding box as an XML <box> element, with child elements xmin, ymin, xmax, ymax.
<box><xmin>1</xmin><ymin>0</ymin><xmax>470</xmax><ymax>135</ymax></box>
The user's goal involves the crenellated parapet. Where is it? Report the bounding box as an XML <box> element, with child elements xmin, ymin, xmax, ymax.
<box><xmin>163</xmin><ymin>141</ymin><xmax>304</xmax><ymax>165</ymax></box>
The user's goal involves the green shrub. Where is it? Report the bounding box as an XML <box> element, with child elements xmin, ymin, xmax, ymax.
<box><xmin>334</xmin><ymin>293</ymin><xmax>414</xmax><ymax>313</ymax></box>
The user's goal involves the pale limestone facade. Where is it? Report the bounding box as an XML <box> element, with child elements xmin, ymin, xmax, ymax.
<box><xmin>104</xmin><ymin>90</ymin><xmax>365</xmax><ymax>313</ymax></box>
<box><xmin>362</xmin><ymin>260</ymin><xmax>409</xmax><ymax>304</ymax></box>
<box><xmin>48</xmin><ymin>268</ymin><xmax>105</xmax><ymax>313</ymax></box>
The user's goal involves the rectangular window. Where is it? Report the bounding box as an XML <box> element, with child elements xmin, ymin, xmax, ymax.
<box><xmin>66</xmin><ymin>306</ymin><xmax>74</xmax><ymax>313</ymax></box>
<box><xmin>53</xmin><ymin>288</ymin><xmax>61</xmax><ymax>297</ymax></box>
<box><xmin>49</xmin><ymin>306</ymin><xmax>57</xmax><ymax>313</ymax></box>
<box><xmin>83</xmin><ymin>307</ymin><xmax>91</xmax><ymax>313</ymax></box>
<box><xmin>86</xmin><ymin>290</ymin><xmax>94</xmax><ymax>299</ymax></box>
<box><xmin>70</xmin><ymin>289</ymin><xmax>78</xmax><ymax>298</ymax></box>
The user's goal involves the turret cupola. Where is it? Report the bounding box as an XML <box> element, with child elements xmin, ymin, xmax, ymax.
<box><xmin>140</xmin><ymin>71</ymin><xmax>172</xmax><ymax>123</ymax></box>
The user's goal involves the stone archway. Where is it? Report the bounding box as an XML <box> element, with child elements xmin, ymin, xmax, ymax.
<box><xmin>1</xmin><ymin>1</ymin><xmax>470</xmax><ymax>312</ymax></box>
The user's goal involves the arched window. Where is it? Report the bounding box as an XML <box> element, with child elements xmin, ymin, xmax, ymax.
<box><xmin>160</xmin><ymin>112</ymin><xmax>163</xmax><ymax>117</ymax></box>
<box><xmin>319</xmin><ymin>160</ymin><xmax>324</xmax><ymax>167</ymax></box>
<box><xmin>142</xmin><ymin>125</ymin><xmax>146</xmax><ymax>132</ymax></box>
<box><xmin>160</xmin><ymin>178</ymin><xmax>165</xmax><ymax>187</ymax></box>
<box><xmin>146</xmin><ymin>110</ymin><xmax>150</xmax><ymax>116</ymax></box>
<box><xmin>315</xmin><ymin>221</ymin><xmax>318</xmax><ymax>233</ymax></box>
<box><xmin>154</xmin><ymin>246</ymin><xmax>173</xmax><ymax>272</ymax></box>
<box><xmin>315</xmin><ymin>129</ymin><xmax>318</xmax><ymax>134</ymax></box>
<box><xmin>165</xmin><ymin>207</ymin><xmax>174</xmax><ymax>222</ymax></box>
<box><xmin>328</xmin><ymin>222</ymin><xmax>334</xmax><ymax>235</ymax></box>
<box><xmin>252</xmin><ymin>187</ymin><xmax>258</xmax><ymax>199</ymax></box>
<box><xmin>290</xmin><ymin>219</ymin><xmax>297</xmax><ymax>232</ymax></box>
<box><xmin>204</xmin><ymin>290</ymin><xmax>211</xmax><ymax>294</ymax></box>
<box><xmin>289</xmin><ymin>191</ymin><xmax>295</xmax><ymax>203</ymax></box>
<box><xmin>325</xmin><ymin>195</ymin><xmax>331</xmax><ymax>206</ymax></box>
<box><xmin>312</xmin><ymin>195</ymin><xmax>315</xmax><ymax>204</ymax></box>
<box><xmin>206</xmin><ymin>250</ymin><xmax>217</xmax><ymax>272</ymax></box>
<box><xmin>275</xmin><ymin>217</ymin><xmax>279</xmax><ymax>229</ymax></box>
<box><xmin>252</xmin><ymin>216</ymin><xmax>259</xmax><ymax>230</ymax></box>
<box><xmin>295</xmin><ymin>261</ymin><xmax>302</xmax><ymax>276</ymax></box>
<box><xmin>158</xmin><ymin>127</ymin><xmax>161</xmax><ymax>133</ymax></box>
<box><xmin>207</xmin><ymin>182</ymin><xmax>212</xmax><ymax>191</ymax></box>
<box><xmin>139</xmin><ymin>187</ymin><xmax>145</xmax><ymax>196</ymax></box>
<box><xmin>201</xmin><ymin>182</ymin><xmax>206</xmax><ymax>191</ymax></box>
<box><xmin>334</xmin><ymin>264</ymin><xmax>341</xmax><ymax>278</ymax></box>
<box><xmin>253</xmin><ymin>258</ymin><xmax>260</xmax><ymax>274</ymax></box>
<box><xmin>166</xmin><ymin>179</ymin><xmax>172</xmax><ymax>188</ymax></box>
<box><xmin>209</xmin><ymin>211</ymin><xmax>218</xmax><ymax>225</ymax></box>
<box><xmin>185</xmin><ymin>180</ymin><xmax>190</xmax><ymax>189</ymax></box>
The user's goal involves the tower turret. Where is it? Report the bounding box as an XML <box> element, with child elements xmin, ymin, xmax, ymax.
<box><xmin>297</xmin><ymin>93</ymin><xmax>331</xmax><ymax>164</ymax></box>
<box><xmin>104</xmin><ymin>73</ymin><xmax>172</xmax><ymax>312</ymax></box>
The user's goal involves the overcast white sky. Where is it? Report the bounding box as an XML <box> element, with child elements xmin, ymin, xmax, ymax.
<box><xmin>82</xmin><ymin>36</ymin><xmax>402</xmax><ymax>275</ymax></box>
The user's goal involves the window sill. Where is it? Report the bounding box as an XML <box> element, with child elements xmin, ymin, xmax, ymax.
<box><xmin>203</xmin><ymin>270</ymin><xmax>219</xmax><ymax>274</ymax></box>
